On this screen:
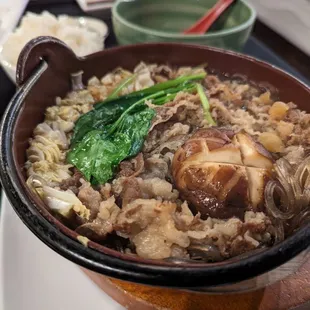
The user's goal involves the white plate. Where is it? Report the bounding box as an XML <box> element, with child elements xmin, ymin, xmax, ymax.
<box><xmin>0</xmin><ymin>0</ymin><xmax>28</xmax><ymax>81</ymax></box>
<box><xmin>0</xmin><ymin>15</ymin><xmax>109</xmax><ymax>83</ymax></box>
<box><xmin>0</xmin><ymin>0</ymin><xmax>28</xmax><ymax>45</ymax></box>
<box><xmin>0</xmin><ymin>192</ymin><xmax>125</xmax><ymax>310</ymax></box>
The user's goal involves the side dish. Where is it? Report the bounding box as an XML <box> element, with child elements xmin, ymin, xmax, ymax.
<box><xmin>1</xmin><ymin>11</ymin><xmax>107</xmax><ymax>68</ymax></box>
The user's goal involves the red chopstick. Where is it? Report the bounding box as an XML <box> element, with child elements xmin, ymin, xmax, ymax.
<box><xmin>183</xmin><ymin>0</ymin><xmax>235</xmax><ymax>34</ymax></box>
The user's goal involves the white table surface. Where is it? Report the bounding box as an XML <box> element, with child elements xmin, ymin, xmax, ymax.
<box><xmin>246</xmin><ymin>0</ymin><xmax>310</xmax><ymax>56</ymax></box>
<box><xmin>0</xmin><ymin>192</ymin><xmax>125</xmax><ymax>310</ymax></box>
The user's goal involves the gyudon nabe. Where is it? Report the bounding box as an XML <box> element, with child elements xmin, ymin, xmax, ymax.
<box><xmin>26</xmin><ymin>63</ymin><xmax>310</xmax><ymax>262</ymax></box>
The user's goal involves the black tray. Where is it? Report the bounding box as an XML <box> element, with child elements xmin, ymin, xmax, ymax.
<box><xmin>0</xmin><ymin>4</ymin><xmax>309</xmax><ymax>120</ymax></box>
<box><xmin>244</xmin><ymin>37</ymin><xmax>309</xmax><ymax>85</ymax></box>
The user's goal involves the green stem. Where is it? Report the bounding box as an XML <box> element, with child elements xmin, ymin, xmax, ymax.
<box><xmin>138</xmin><ymin>72</ymin><xmax>206</xmax><ymax>95</ymax></box>
<box><xmin>152</xmin><ymin>84</ymin><xmax>196</xmax><ymax>105</ymax></box>
<box><xmin>98</xmin><ymin>73</ymin><xmax>206</xmax><ymax>104</ymax></box>
<box><xmin>152</xmin><ymin>93</ymin><xmax>178</xmax><ymax>106</ymax></box>
<box><xmin>108</xmin><ymin>80</ymin><xmax>202</xmax><ymax>133</ymax></box>
<box><xmin>196</xmin><ymin>83</ymin><xmax>217</xmax><ymax>126</ymax></box>
<box><xmin>106</xmin><ymin>74</ymin><xmax>137</xmax><ymax>100</ymax></box>
<box><xmin>107</xmin><ymin>90</ymin><xmax>165</xmax><ymax>135</ymax></box>
<box><xmin>98</xmin><ymin>72</ymin><xmax>207</xmax><ymax>107</ymax></box>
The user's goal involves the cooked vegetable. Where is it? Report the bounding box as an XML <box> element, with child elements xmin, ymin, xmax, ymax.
<box><xmin>172</xmin><ymin>128</ymin><xmax>274</xmax><ymax>219</ymax></box>
<box><xmin>71</xmin><ymin>97</ymin><xmax>135</xmax><ymax>145</ymax></box>
<box><xmin>97</xmin><ymin>72</ymin><xmax>206</xmax><ymax>107</ymax></box>
<box><xmin>68</xmin><ymin>108</ymin><xmax>155</xmax><ymax>184</ymax></box>
<box><xmin>152</xmin><ymin>83</ymin><xmax>196</xmax><ymax>105</ymax></box>
<box><xmin>258</xmin><ymin>132</ymin><xmax>285</xmax><ymax>153</ymax></box>
<box><xmin>68</xmin><ymin>73</ymin><xmax>206</xmax><ymax>184</ymax></box>
<box><xmin>196</xmin><ymin>83</ymin><xmax>216</xmax><ymax>126</ymax></box>
<box><xmin>124</xmin><ymin>72</ymin><xmax>206</xmax><ymax>98</ymax></box>
<box><xmin>71</xmin><ymin>73</ymin><xmax>206</xmax><ymax>145</ymax></box>
<box><xmin>42</xmin><ymin>186</ymin><xmax>90</xmax><ymax>220</ymax></box>
<box><xmin>269</xmin><ymin>101</ymin><xmax>289</xmax><ymax>120</ymax></box>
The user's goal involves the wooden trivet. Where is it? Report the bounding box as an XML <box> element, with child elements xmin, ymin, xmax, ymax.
<box><xmin>82</xmin><ymin>258</ymin><xmax>310</xmax><ymax>310</ymax></box>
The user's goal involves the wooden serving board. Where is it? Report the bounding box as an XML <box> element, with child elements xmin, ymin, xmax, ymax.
<box><xmin>82</xmin><ymin>258</ymin><xmax>310</xmax><ymax>310</ymax></box>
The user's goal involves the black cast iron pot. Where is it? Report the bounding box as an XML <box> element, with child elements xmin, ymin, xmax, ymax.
<box><xmin>1</xmin><ymin>36</ymin><xmax>310</xmax><ymax>292</ymax></box>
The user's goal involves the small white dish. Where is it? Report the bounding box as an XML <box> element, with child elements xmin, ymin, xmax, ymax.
<box><xmin>0</xmin><ymin>15</ymin><xmax>109</xmax><ymax>83</ymax></box>
<box><xmin>76</xmin><ymin>0</ymin><xmax>115</xmax><ymax>12</ymax></box>
<box><xmin>0</xmin><ymin>192</ymin><xmax>124</xmax><ymax>310</ymax></box>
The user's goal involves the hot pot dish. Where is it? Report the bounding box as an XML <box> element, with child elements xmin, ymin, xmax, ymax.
<box><xmin>2</xmin><ymin>38</ymin><xmax>310</xmax><ymax>289</ymax></box>
<box><xmin>25</xmin><ymin>61</ymin><xmax>310</xmax><ymax>263</ymax></box>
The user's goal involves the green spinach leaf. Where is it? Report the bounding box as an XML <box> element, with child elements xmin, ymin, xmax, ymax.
<box><xmin>67</xmin><ymin>107</ymin><xmax>155</xmax><ymax>184</ymax></box>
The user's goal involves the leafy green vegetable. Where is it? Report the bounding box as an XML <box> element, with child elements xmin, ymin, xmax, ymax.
<box><xmin>95</xmin><ymin>72</ymin><xmax>206</xmax><ymax>108</ymax></box>
<box><xmin>71</xmin><ymin>97</ymin><xmax>137</xmax><ymax>145</ymax></box>
<box><xmin>67</xmin><ymin>130</ymin><xmax>131</xmax><ymax>184</ymax></box>
<box><xmin>106</xmin><ymin>90</ymin><xmax>166</xmax><ymax>136</ymax></box>
<box><xmin>68</xmin><ymin>108</ymin><xmax>155</xmax><ymax>184</ymax></box>
<box><xmin>68</xmin><ymin>72</ymin><xmax>207</xmax><ymax>185</ymax></box>
<box><xmin>72</xmin><ymin>74</ymin><xmax>205</xmax><ymax>145</ymax></box>
<box><xmin>119</xmin><ymin>108</ymin><xmax>156</xmax><ymax>156</ymax></box>
<box><xmin>196</xmin><ymin>83</ymin><xmax>217</xmax><ymax>126</ymax></box>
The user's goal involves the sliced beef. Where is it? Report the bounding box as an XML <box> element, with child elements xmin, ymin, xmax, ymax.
<box><xmin>59</xmin><ymin>170</ymin><xmax>83</xmax><ymax>194</ymax></box>
<box><xmin>120</xmin><ymin>178</ymin><xmax>142</xmax><ymax>207</ymax></box>
<box><xmin>78</xmin><ymin>182</ymin><xmax>102</xmax><ymax>219</ymax></box>
<box><xmin>118</xmin><ymin>153</ymin><xmax>144</xmax><ymax>178</ymax></box>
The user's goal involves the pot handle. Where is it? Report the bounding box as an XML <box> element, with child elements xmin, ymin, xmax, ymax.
<box><xmin>16</xmin><ymin>36</ymin><xmax>77</xmax><ymax>87</ymax></box>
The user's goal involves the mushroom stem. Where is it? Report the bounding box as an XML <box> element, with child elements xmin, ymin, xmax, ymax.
<box><xmin>71</xmin><ymin>70</ymin><xmax>85</xmax><ymax>91</ymax></box>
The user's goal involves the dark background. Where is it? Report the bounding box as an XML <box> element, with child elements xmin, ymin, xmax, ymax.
<box><xmin>1</xmin><ymin>0</ymin><xmax>310</xmax><ymax>120</ymax></box>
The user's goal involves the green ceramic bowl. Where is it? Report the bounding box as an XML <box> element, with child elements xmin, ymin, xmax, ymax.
<box><xmin>112</xmin><ymin>0</ymin><xmax>256</xmax><ymax>51</ymax></box>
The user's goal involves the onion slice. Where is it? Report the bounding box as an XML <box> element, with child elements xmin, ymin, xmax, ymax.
<box><xmin>265</xmin><ymin>155</ymin><xmax>310</xmax><ymax>235</ymax></box>
<box><xmin>265</xmin><ymin>180</ymin><xmax>295</xmax><ymax>220</ymax></box>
